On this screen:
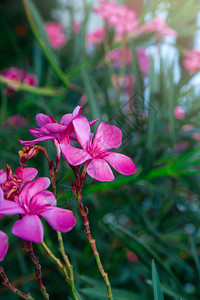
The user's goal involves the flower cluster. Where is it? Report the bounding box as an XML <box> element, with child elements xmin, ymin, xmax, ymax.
<box><xmin>94</xmin><ymin>0</ymin><xmax>138</xmax><ymax>39</ymax></box>
<box><xmin>86</xmin><ymin>28</ymin><xmax>105</xmax><ymax>46</ymax></box>
<box><xmin>0</xmin><ymin>165</ymin><xmax>76</xmax><ymax>251</ymax></box>
<box><xmin>20</xmin><ymin>106</ymin><xmax>137</xmax><ymax>182</ymax></box>
<box><xmin>2</xmin><ymin>67</ymin><xmax>37</xmax><ymax>97</ymax></box>
<box><xmin>183</xmin><ymin>49</ymin><xmax>200</xmax><ymax>73</ymax></box>
<box><xmin>140</xmin><ymin>16</ymin><xmax>178</xmax><ymax>39</ymax></box>
<box><xmin>45</xmin><ymin>22</ymin><xmax>67</xmax><ymax>49</ymax></box>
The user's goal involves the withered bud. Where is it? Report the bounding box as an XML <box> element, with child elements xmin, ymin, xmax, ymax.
<box><xmin>18</xmin><ymin>145</ymin><xmax>41</xmax><ymax>165</ymax></box>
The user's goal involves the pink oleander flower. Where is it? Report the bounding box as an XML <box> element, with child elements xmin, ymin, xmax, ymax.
<box><xmin>94</xmin><ymin>0</ymin><xmax>138</xmax><ymax>39</ymax></box>
<box><xmin>1</xmin><ymin>165</ymin><xmax>38</xmax><ymax>201</ymax></box>
<box><xmin>60</xmin><ymin>117</ymin><xmax>137</xmax><ymax>182</ymax></box>
<box><xmin>86</xmin><ymin>28</ymin><xmax>105</xmax><ymax>46</ymax></box>
<box><xmin>73</xmin><ymin>21</ymin><xmax>80</xmax><ymax>34</ymax></box>
<box><xmin>174</xmin><ymin>106</ymin><xmax>185</xmax><ymax>120</ymax></box>
<box><xmin>45</xmin><ymin>22</ymin><xmax>67</xmax><ymax>49</ymax></box>
<box><xmin>107</xmin><ymin>47</ymin><xmax>150</xmax><ymax>72</ymax></box>
<box><xmin>19</xmin><ymin>106</ymin><xmax>97</xmax><ymax>146</ymax></box>
<box><xmin>140</xmin><ymin>17</ymin><xmax>177</xmax><ymax>39</ymax></box>
<box><xmin>111</xmin><ymin>74</ymin><xmax>134</xmax><ymax>98</ymax></box>
<box><xmin>0</xmin><ymin>177</ymin><xmax>76</xmax><ymax>243</ymax></box>
<box><xmin>0</xmin><ymin>171</ymin><xmax>8</xmax><ymax>261</ymax></box>
<box><xmin>192</xmin><ymin>132</ymin><xmax>200</xmax><ymax>140</ymax></box>
<box><xmin>1</xmin><ymin>67</ymin><xmax>37</xmax><ymax>96</ymax></box>
<box><xmin>0</xmin><ymin>231</ymin><xmax>8</xmax><ymax>261</ymax></box>
<box><xmin>183</xmin><ymin>49</ymin><xmax>200</xmax><ymax>73</ymax></box>
<box><xmin>174</xmin><ymin>141</ymin><xmax>188</xmax><ymax>152</ymax></box>
<box><xmin>182</xmin><ymin>124</ymin><xmax>195</xmax><ymax>132</ymax></box>
<box><xmin>2</xmin><ymin>114</ymin><xmax>28</xmax><ymax>129</ymax></box>
<box><xmin>127</xmin><ymin>251</ymin><xmax>138</xmax><ymax>262</ymax></box>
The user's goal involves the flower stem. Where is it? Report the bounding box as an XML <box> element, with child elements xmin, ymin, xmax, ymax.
<box><xmin>72</xmin><ymin>168</ymin><xmax>113</xmax><ymax>300</ymax></box>
<box><xmin>0</xmin><ymin>266</ymin><xmax>34</xmax><ymax>300</ymax></box>
<box><xmin>41</xmin><ymin>241</ymin><xmax>69</xmax><ymax>282</ymax></box>
<box><xmin>21</xmin><ymin>241</ymin><xmax>49</xmax><ymax>300</ymax></box>
<box><xmin>56</xmin><ymin>232</ymin><xmax>79</xmax><ymax>300</ymax></box>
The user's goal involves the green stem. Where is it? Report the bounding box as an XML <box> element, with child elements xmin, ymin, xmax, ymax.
<box><xmin>0</xmin><ymin>267</ymin><xmax>34</xmax><ymax>300</ymax></box>
<box><xmin>73</xmin><ymin>168</ymin><xmax>113</xmax><ymax>300</ymax></box>
<box><xmin>56</xmin><ymin>232</ymin><xmax>79</xmax><ymax>300</ymax></box>
<box><xmin>0</xmin><ymin>75</ymin><xmax>64</xmax><ymax>97</ymax></box>
<box><xmin>22</xmin><ymin>241</ymin><xmax>49</xmax><ymax>300</ymax></box>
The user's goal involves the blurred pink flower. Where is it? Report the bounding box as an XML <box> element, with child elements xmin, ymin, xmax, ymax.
<box><xmin>1</xmin><ymin>67</ymin><xmax>37</xmax><ymax>96</ymax></box>
<box><xmin>192</xmin><ymin>132</ymin><xmax>200</xmax><ymax>140</ymax></box>
<box><xmin>60</xmin><ymin>117</ymin><xmax>137</xmax><ymax>182</ymax></box>
<box><xmin>140</xmin><ymin>17</ymin><xmax>177</xmax><ymax>39</ymax></box>
<box><xmin>183</xmin><ymin>49</ymin><xmax>200</xmax><ymax>73</ymax></box>
<box><xmin>86</xmin><ymin>28</ymin><xmax>105</xmax><ymax>46</ymax></box>
<box><xmin>2</xmin><ymin>114</ymin><xmax>28</xmax><ymax>129</ymax></box>
<box><xmin>94</xmin><ymin>0</ymin><xmax>138</xmax><ymax>39</ymax></box>
<box><xmin>107</xmin><ymin>47</ymin><xmax>150</xmax><ymax>72</ymax></box>
<box><xmin>73</xmin><ymin>21</ymin><xmax>80</xmax><ymax>34</ymax></box>
<box><xmin>45</xmin><ymin>22</ymin><xmax>67</xmax><ymax>49</ymax></box>
<box><xmin>127</xmin><ymin>251</ymin><xmax>138</xmax><ymax>262</ymax></box>
<box><xmin>182</xmin><ymin>124</ymin><xmax>195</xmax><ymax>132</ymax></box>
<box><xmin>0</xmin><ymin>174</ymin><xmax>76</xmax><ymax>243</ymax></box>
<box><xmin>174</xmin><ymin>106</ymin><xmax>185</xmax><ymax>119</ymax></box>
<box><xmin>174</xmin><ymin>141</ymin><xmax>188</xmax><ymax>152</ymax></box>
<box><xmin>112</xmin><ymin>74</ymin><xmax>134</xmax><ymax>97</ymax></box>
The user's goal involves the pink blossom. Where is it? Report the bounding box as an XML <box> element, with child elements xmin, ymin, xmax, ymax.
<box><xmin>0</xmin><ymin>231</ymin><xmax>8</xmax><ymax>261</ymax></box>
<box><xmin>1</xmin><ymin>165</ymin><xmax>38</xmax><ymax>201</ymax></box>
<box><xmin>45</xmin><ymin>22</ymin><xmax>67</xmax><ymax>49</ymax></box>
<box><xmin>127</xmin><ymin>251</ymin><xmax>138</xmax><ymax>262</ymax></box>
<box><xmin>174</xmin><ymin>141</ymin><xmax>188</xmax><ymax>152</ymax></box>
<box><xmin>0</xmin><ymin>171</ymin><xmax>8</xmax><ymax>261</ymax></box>
<box><xmin>2</xmin><ymin>114</ymin><xmax>28</xmax><ymax>129</ymax></box>
<box><xmin>174</xmin><ymin>106</ymin><xmax>185</xmax><ymax>119</ymax></box>
<box><xmin>107</xmin><ymin>47</ymin><xmax>150</xmax><ymax>72</ymax></box>
<box><xmin>86</xmin><ymin>28</ymin><xmax>105</xmax><ymax>46</ymax></box>
<box><xmin>94</xmin><ymin>0</ymin><xmax>138</xmax><ymax>39</ymax></box>
<box><xmin>183</xmin><ymin>49</ymin><xmax>200</xmax><ymax>73</ymax></box>
<box><xmin>73</xmin><ymin>21</ymin><xmax>80</xmax><ymax>34</ymax></box>
<box><xmin>1</xmin><ymin>67</ymin><xmax>37</xmax><ymax>96</ymax></box>
<box><xmin>0</xmin><ymin>176</ymin><xmax>76</xmax><ymax>243</ymax></box>
<box><xmin>192</xmin><ymin>133</ymin><xmax>200</xmax><ymax>140</ymax></box>
<box><xmin>19</xmin><ymin>106</ymin><xmax>98</xmax><ymax>146</ymax></box>
<box><xmin>182</xmin><ymin>124</ymin><xmax>195</xmax><ymax>132</ymax></box>
<box><xmin>60</xmin><ymin>117</ymin><xmax>137</xmax><ymax>182</ymax></box>
<box><xmin>140</xmin><ymin>17</ymin><xmax>177</xmax><ymax>39</ymax></box>
<box><xmin>111</xmin><ymin>74</ymin><xmax>134</xmax><ymax>97</ymax></box>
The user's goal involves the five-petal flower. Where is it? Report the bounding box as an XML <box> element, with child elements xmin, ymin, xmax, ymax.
<box><xmin>60</xmin><ymin>117</ymin><xmax>137</xmax><ymax>182</ymax></box>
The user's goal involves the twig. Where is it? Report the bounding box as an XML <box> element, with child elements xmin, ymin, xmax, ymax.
<box><xmin>0</xmin><ymin>266</ymin><xmax>34</xmax><ymax>300</ymax></box>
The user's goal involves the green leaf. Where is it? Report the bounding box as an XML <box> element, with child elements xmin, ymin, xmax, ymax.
<box><xmin>152</xmin><ymin>260</ymin><xmax>164</xmax><ymax>300</ymax></box>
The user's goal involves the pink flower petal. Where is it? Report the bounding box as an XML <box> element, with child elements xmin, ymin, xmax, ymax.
<box><xmin>0</xmin><ymin>231</ymin><xmax>8</xmax><ymax>261</ymax></box>
<box><xmin>19</xmin><ymin>177</ymin><xmax>51</xmax><ymax>206</ymax></box>
<box><xmin>29</xmin><ymin>128</ymin><xmax>40</xmax><ymax>137</ymax></box>
<box><xmin>87</xmin><ymin>158</ymin><xmax>114</xmax><ymax>182</ymax></box>
<box><xmin>105</xmin><ymin>152</ymin><xmax>137</xmax><ymax>175</ymax></box>
<box><xmin>40</xmin><ymin>207</ymin><xmax>76</xmax><ymax>233</ymax></box>
<box><xmin>39</xmin><ymin>123</ymin><xmax>67</xmax><ymax>136</ymax></box>
<box><xmin>60</xmin><ymin>114</ymin><xmax>73</xmax><ymax>126</ymax></box>
<box><xmin>60</xmin><ymin>144</ymin><xmax>92</xmax><ymax>166</ymax></box>
<box><xmin>72</xmin><ymin>106</ymin><xmax>82</xmax><ymax>118</ymax></box>
<box><xmin>19</xmin><ymin>136</ymin><xmax>55</xmax><ymax>146</ymax></box>
<box><xmin>73</xmin><ymin>117</ymin><xmax>91</xmax><ymax>150</ymax></box>
<box><xmin>0</xmin><ymin>170</ymin><xmax>7</xmax><ymax>184</ymax></box>
<box><xmin>12</xmin><ymin>214</ymin><xmax>44</xmax><ymax>243</ymax></box>
<box><xmin>0</xmin><ymin>188</ymin><xmax>3</xmax><ymax>208</ymax></box>
<box><xmin>31</xmin><ymin>190</ymin><xmax>56</xmax><ymax>209</ymax></box>
<box><xmin>0</xmin><ymin>200</ymin><xmax>25</xmax><ymax>215</ymax></box>
<box><xmin>89</xmin><ymin>118</ymin><xmax>99</xmax><ymax>126</ymax></box>
<box><xmin>36</xmin><ymin>114</ymin><xmax>55</xmax><ymax>127</ymax></box>
<box><xmin>93</xmin><ymin>122</ymin><xmax>122</xmax><ymax>150</ymax></box>
<box><xmin>22</xmin><ymin>168</ymin><xmax>38</xmax><ymax>185</ymax></box>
